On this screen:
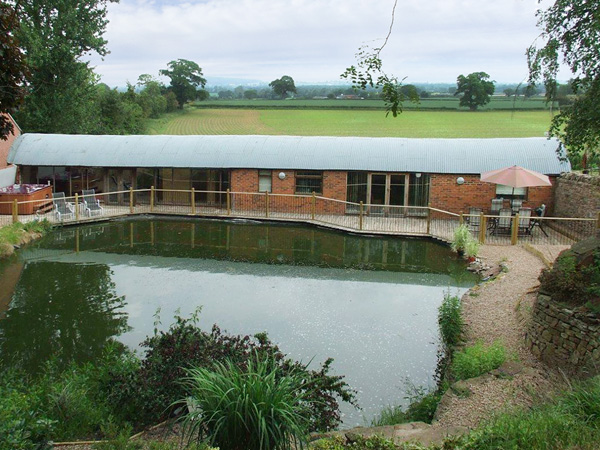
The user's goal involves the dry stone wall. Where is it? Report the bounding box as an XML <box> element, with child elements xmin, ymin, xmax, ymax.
<box><xmin>555</xmin><ymin>173</ymin><xmax>600</xmax><ymax>219</ymax></box>
<box><xmin>527</xmin><ymin>294</ymin><xmax>600</xmax><ymax>377</ymax></box>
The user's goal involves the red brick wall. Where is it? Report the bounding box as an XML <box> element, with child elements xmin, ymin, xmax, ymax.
<box><xmin>230</xmin><ymin>169</ymin><xmax>346</xmax><ymax>214</ymax></box>
<box><xmin>429</xmin><ymin>174</ymin><xmax>555</xmax><ymax>214</ymax></box>
<box><xmin>0</xmin><ymin>114</ymin><xmax>20</xmax><ymax>169</ymax></box>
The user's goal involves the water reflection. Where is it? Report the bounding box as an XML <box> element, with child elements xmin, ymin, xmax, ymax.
<box><xmin>0</xmin><ymin>261</ymin><xmax>129</xmax><ymax>373</ymax></box>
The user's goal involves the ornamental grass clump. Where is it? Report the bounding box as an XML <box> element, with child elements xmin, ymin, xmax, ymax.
<box><xmin>181</xmin><ymin>356</ymin><xmax>316</xmax><ymax>450</ymax></box>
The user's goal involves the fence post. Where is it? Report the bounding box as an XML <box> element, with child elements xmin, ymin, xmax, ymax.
<box><xmin>426</xmin><ymin>203</ymin><xmax>432</xmax><ymax>235</ymax></box>
<box><xmin>311</xmin><ymin>191</ymin><xmax>316</xmax><ymax>221</ymax></box>
<box><xmin>12</xmin><ymin>199</ymin><xmax>18</xmax><ymax>224</ymax></box>
<box><xmin>479</xmin><ymin>212</ymin><xmax>486</xmax><ymax>244</ymax></box>
<box><xmin>150</xmin><ymin>186</ymin><xmax>155</xmax><ymax>212</ymax></box>
<box><xmin>75</xmin><ymin>193</ymin><xmax>80</xmax><ymax>221</ymax></box>
<box><xmin>511</xmin><ymin>214</ymin><xmax>519</xmax><ymax>245</ymax></box>
<box><xmin>359</xmin><ymin>201</ymin><xmax>364</xmax><ymax>230</ymax></box>
<box><xmin>129</xmin><ymin>187</ymin><xmax>134</xmax><ymax>214</ymax></box>
<box><xmin>227</xmin><ymin>189</ymin><xmax>231</xmax><ymax>215</ymax></box>
<box><xmin>191</xmin><ymin>188</ymin><xmax>196</xmax><ymax>215</ymax></box>
<box><xmin>459</xmin><ymin>211</ymin><xmax>464</xmax><ymax>225</ymax></box>
<box><xmin>265</xmin><ymin>191</ymin><xmax>269</xmax><ymax>218</ymax></box>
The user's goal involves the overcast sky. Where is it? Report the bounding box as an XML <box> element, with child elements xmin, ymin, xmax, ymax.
<box><xmin>88</xmin><ymin>0</ymin><xmax>567</xmax><ymax>88</ymax></box>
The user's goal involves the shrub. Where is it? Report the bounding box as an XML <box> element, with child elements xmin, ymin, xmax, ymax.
<box><xmin>451</xmin><ymin>341</ymin><xmax>506</xmax><ymax>381</ymax></box>
<box><xmin>438</xmin><ymin>293</ymin><xmax>463</xmax><ymax>348</ymax></box>
<box><xmin>181</xmin><ymin>356</ymin><xmax>314</xmax><ymax>450</ymax></box>
<box><xmin>370</xmin><ymin>386</ymin><xmax>442</xmax><ymax>427</ymax></box>
<box><xmin>464</xmin><ymin>238</ymin><xmax>480</xmax><ymax>258</ymax></box>
<box><xmin>110</xmin><ymin>311</ymin><xmax>356</xmax><ymax>431</ymax></box>
<box><xmin>451</xmin><ymin>225</ymin><xmax>471</xmax><ymax>254</ymax></box>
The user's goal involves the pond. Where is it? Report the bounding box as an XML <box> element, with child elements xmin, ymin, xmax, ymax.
<box><xmin>0</xmin><ymin>217</ymin><xmax>478</xmax><ymax>426</ymax></box>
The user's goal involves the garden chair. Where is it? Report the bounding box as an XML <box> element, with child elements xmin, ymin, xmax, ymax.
<box><xmin>493</xmin><ymin>208</ymin><xmax>512</xmax><ymax>234</ymax></box>
<box><xmin>490</xmin><ymin>198</ymin><xmax>503</xmax><ymax>215</ymax></box>
<box><xmin>532</xmin><ymin>204</ymin><xmax>548</xmax><ymax>237</ymax></box>
<box><xmin>467</xmin><ymin>207</ymin><xmax>482</xmax><ymax>231</ymax></box>
<box><xmin>52</xmin><ymin>192</ymin><xmax>75</xmax><ymax>221</ymax></box>
<box><xmin>511</xmin><ymin>199</ymin><xmax>523</xmax><ymax>214</ymax></box>
<box><xmin>517</xmin><ymin>208</ymin><xmax>533</xmax><ymax>235</ymax></box>
<box><xmin>82</xmin><ymin>189</ymin><xmax>104</xmax><ymax>217</ymax></box>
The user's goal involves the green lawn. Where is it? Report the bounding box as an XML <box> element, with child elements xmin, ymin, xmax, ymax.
<box><xmin>146</xmin><ymin>108</ymin><xmax>553</xmax><ymax>138</ymax></box>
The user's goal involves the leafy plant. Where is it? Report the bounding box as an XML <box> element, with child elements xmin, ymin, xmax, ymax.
<box><xmin>451</xmin><ymin>341</ymin><xmax>506</xmax><ymax>381</ymax></box>
<box><xmin>438</xmin><ymin>293</ymin><xmax>463</xmax><ymax>348</ymax></box>
<box><xmin>181</xmin><ymin>356</ymin><xmax>314</xmax><ymax>450</ymax></box>
<box><xmin>451</xmin><ymin>225</ymin><xmax>471</xmax><ymax>254</ymax></box>
<box><xmin>370</xmin><ymin>385</ymin><xmax>442</xmax><ymax>427</ymax></box>
<box><xmin>464</xmin><ymin>239</ymin><xmax>480</xmax><ymax>259</ymax></box>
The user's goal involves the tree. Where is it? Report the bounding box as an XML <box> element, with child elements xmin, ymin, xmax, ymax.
<box><xmin>160</xmin><ymin>59</ymin><xmax>206</xmax><ymax>109</ymax></box>
<box><xmin>269</xmin><ymin>75</ymin><xmax>297</xmax><ymax>99</ymax></box>
<box><xmin>15</xmin><ymin>0</ymin><xmax>116</xmax><ymax>133</ymax></box>
<box><xmin>527</xmin><ymin>0</ymin><xmax>600</xmax><ymax>171</ymax></box>
<box><xmin>137</xmin><ymin>74</ymin><xmax>167</xmax><ymax>119</ymax></box>
<box><xmin>454</xmin><ymin>72</ymin><xmax>495</xmax><ymax>110</ymax></box>
<box><xmin>0</xmin><ymin>2</ymin><xmax>28</xmax><ymax>139</ymax></box>
<box><xmin>244</xmin><ymin>89</ymin><xmax>258</xmax><ymax>100</ymax></box>
<box><xmin>503</xmin><ymin>88</ymin><xmax>515</xmax><ymax>97</ymax></box>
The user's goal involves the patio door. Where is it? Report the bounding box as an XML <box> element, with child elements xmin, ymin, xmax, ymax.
<box><xmin>368</xmin><ymin>173</ymin><xmax>406</xmax><ymax>214</ymax></box>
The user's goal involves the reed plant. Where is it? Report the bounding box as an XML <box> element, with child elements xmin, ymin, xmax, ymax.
<box><xmin>438</xmin><ymin>293</ymin><xmax>463</xmax><ymax>348</ymax></box>
<box><xmin>180</xmin><ymin>356</ymin><xmax>315</xmax><ymax>450</ymax></box>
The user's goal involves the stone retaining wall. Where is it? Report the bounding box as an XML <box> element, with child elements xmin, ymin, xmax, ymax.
<box><xmin>527</xmin><ymin>294</ymin><xmax>600</xmax><ymax>377</ymax></box>
<box><xmin>555</xmin><ymin>172</ymin><xmax>600</xmax><ymax>219</ymax></box>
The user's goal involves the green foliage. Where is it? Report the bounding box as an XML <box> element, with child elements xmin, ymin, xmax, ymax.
<box><xmin>0</xmin><ymin>2</ymin><xmax>28</xmax><ymax>140</ymax></box>
<box><xmin>269</xmin><ymin>75</ymin><xmax>297</xmax><ymax>99</ymax></box>
<box><xmin>108</xmin><ymin>311</ymin><xmax>355</xmax><ymax>432</ymax></box>
<box><xmin>527</xmin><ymin>0</ymin><xmax>600</xmax><ymax>170</ymax></box>
<box><xmin>450</xmin><ymin>225</ymin><xmax>471</xmax><ymax>254</ymax></box>
<box><xmin>181</xmin><ymin>356</ymin><xmax>313</xmax><ymax>450</ymax></box>
<box><xmin>451</xmin><ymin>341</ymin><xmax>506</xmax><ymax>381</ymax></box>
<box><xmin>453</xmin><ymin>375</ymin><xmax>600</xmax><ymax>450</ymax></box>
<box><xmin>464</xmin><ymin>239</ymin><xmax>480</xmax><ymax>259</ymax></box>
<box><xmin>370</xmin><ymin>386</ymin><xmax>442</xmax><ymax>427</ymax></box>
<box><xmin>313</xmin><ymin>434</ymin><xmax>426</xmax><ymax>450</ymax></box>
<box><xmin>455</xmin><ymin>72</ymin><xmax>495</xmax><ymax>111</ymax></box>
<box><xmin>538</xmin><ymin>248</ymin><xmax>600</xmax><ymax>309</ymax></box>
<box><xmin>438</xmin><ymin>293</ymin><xmax>463</xmax><ymax>348</ymax></box>
<box><xmin>160</xmin><ymin>59</ymin><xmax>207</xmax><ymax>109</ymax></box>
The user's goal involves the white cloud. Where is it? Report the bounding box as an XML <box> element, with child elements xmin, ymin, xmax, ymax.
<box><xmin>88</xmin><ymin>0</ymin><xmax>569</xmax><ymax>87</ymax></box>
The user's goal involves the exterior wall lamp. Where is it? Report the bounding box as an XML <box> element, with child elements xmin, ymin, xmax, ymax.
<box><xmin>456</xmin><ymin>177</ymin><xmax>465</xmax><ymax>185</ymax></box>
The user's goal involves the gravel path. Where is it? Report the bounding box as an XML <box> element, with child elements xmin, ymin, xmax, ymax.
<box><xmin>434</xmin><ymin>245</ymin><xmax>565</xmax><ymax>429</ymax></box>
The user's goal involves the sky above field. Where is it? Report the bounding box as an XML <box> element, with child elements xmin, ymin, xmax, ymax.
<box><xmin>89</xmin><ymin>0</ymin><xmax>571</xmax><ymax>88</ymax></box>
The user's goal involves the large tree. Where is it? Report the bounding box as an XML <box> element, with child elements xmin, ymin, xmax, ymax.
<box><xmin>0</xmin><ymin>2</ymin><xmax>28</xmax><ymax>139</ymax></box>
<box><xmin>269</xmin><ymin>75</ymin><xmax>297</xmax><ymax>99</ymax></box>
<box><xmin>527</xmin><ymin>0</ymin><xmax>600</xmax><ymax>171</ymax></box>
<box><xmin>454</xmin><ymin>72</ymin><xmax>495</xmax><ymax>111</ymax></box>
<box><xmin>15</xmin><ymin>0</ymin><xmax>116</xmax><ymax>133</ymax></box>
<box><xmin>160</xmin><ymin>59</ymin><xmax>206</xmax><ymax>109</ymax></box>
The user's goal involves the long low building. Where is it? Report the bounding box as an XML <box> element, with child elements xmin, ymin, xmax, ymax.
<box><xmin>7</xmin><ymin>134</ymin><xmax>570</xmax><ymax>214</ymax></box>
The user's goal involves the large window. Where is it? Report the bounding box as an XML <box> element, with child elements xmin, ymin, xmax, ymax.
<box><xmin>346</xmin><ymin>172</ymin><xmax>368</xmax><ymax>212</ymax></box>
<box><xmin>496</xmin><ymin>184</ymin><xmax>526</xmax><ymax>200</ymax></box>
<box><xmin>258</xmin><ymin>170</ymin><xmax>272</xmax><ymax>192</ymax></box>
<box><xmin>295</xmin><ymin>171</ymin><xmax>323</xmax><ymax>194</ymax></box>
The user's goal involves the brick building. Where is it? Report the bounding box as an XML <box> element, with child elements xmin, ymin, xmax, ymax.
<box><xmin>7</xmin><ymin>134</ymin><xmax>569</xmax><ymax>214</ymax></box>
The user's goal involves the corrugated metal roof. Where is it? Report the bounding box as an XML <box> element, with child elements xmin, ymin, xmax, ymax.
<box><xmin>8</xmin><ymin>134</ymin><xmax>571</xmax><ymax>175</ymax></box>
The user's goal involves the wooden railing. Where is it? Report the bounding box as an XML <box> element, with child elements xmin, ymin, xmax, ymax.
<box><xmin>1</xmin><ymin>187</ymin><xmax>597</xmax><ymax>246</ymax></box>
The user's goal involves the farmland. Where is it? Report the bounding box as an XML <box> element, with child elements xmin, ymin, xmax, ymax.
<box><xmin>194</xmin><ymin>97</ymin><xmax>552</xmax><ymax>111</ymax></box>
<box><xmin>146</xmin><ymin>108</ymin><xmax>553</xmax><ymax>138</ymax></box>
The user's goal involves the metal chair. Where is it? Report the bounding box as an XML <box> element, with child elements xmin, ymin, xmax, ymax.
<box><xmin>82</xmin><ymin>189</ymin><xmax>104</xmax><ymax>217</ymax></box>
<box><xmin>494</xmin><ymin>208</ymin><xmax>513</xmax><ymax>234</ymax></box>
<box><xmin>511</xmin><ymin>199</ymin><xmax>523</xmax><ymax>214</ymax></box>
<box><xmin>518</xmin><ymin>208</ymin><xmax>533</xmax><ymax>235</ymax></box>
<box><xmin>491</xmin><ymin>198</ymin><xmax>503</xmax><ymax>215</ymax></box>
<box><xmin>52</xmin><ymin>192</ymin><xmax>74</xmax><ymax>221</ymax></box>
<box><xmin>467</xmin><ymin>207</ymin><xmax>482</xmax><ymax>231</ymax></box>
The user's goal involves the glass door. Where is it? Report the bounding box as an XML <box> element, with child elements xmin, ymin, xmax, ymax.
<box><xmin>368</xmin><ymin>174</ymin><xmax>406</xmax><ymax>215</ymax></box>
<box><xmin>369</xmin><ymin>174</ymin><xmax>387</xmax><ymax>214</ymax></box>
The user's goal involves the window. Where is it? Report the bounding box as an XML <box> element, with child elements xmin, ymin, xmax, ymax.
<box><xmin>295</xmin><ymin>171</ymin><xmax>323</xmax><ymax>194</ymax></box>
<box><xmin>346</xmin><ymin>172</ymin><xmax>368</xmax><ymax>204</ymax></box>
<box><xmin>258</xmin><ymin>170</ymin><xmax>272</xmax><ymax>192</ymax></box>
<box><xmin>496</xmin><ymin>184</ymin><xmax>527</xmax><ymax>200</ymax></box>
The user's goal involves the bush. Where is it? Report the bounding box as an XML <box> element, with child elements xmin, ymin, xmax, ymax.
<box><xmin>438</xmin><ymin>293</ymin><xmax>463</xmax><ymax>348</ymax></box>
<box><xmin>451</xmin><ymin>341</ymin><xmax>506</xmax><ymax>381</ymax></box>
<box><xmin>110</xmin><ymin>311</ymin><xmax>356</xmax><ymax>431</ymax></box>
<box><xmin>181</xmin><ymin>356</ymin><xmax>313</xmax><ymax>450</ymax></box>
<box><xmin>370</xmin><ymin>386</ymin><xmax>442</xmax><ymax>427</ymax></box>
<box><xmin>451</xmin><ymin>225</ymin><xmax>471</xmax><ymax>254</ymax></box>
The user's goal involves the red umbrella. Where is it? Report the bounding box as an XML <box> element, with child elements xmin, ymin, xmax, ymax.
<box><xmin>481</xmin><ymin>165</ymin><xmax>551</xmax><ymax>188</ymax></box>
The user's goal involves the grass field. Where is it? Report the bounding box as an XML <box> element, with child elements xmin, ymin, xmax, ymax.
<box><xmin>146</xmin><ymin>108</ymin><xmax>553</xmax><ymax>138</ymax></box>
<box><xmin>195</xmin><ymin>97</ymin><xmax>552</xmax><ymax>110</ymax></box>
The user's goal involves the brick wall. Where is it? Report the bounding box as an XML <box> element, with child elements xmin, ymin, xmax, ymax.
<box><xmin>554</xmin><ymin>173</ymin><xmax>600</xmax><ymax>219</ymax></box>
<box><xmin>0</xmin><ymin>114</ymin><xmax>20</xmax><ymax>169</ymax></box>
<box><xmin>430</xmin><ymin>174</ymin><xmax>555</xmax><ymax>214</ymax></box>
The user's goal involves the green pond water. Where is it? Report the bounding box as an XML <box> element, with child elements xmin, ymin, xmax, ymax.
<box><xmin>0</xmin><ymin>217</ymin><xmax>479</xmax><ymax>426</ymax></box>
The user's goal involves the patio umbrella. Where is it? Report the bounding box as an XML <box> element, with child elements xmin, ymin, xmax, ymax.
<box><xmin>481</xmin><ymin>165</ymin><xmax>551</xmax><ymax>189</ymax></box>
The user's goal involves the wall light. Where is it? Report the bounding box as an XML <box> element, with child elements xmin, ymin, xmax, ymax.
<box><xmin>456</xmin><ymin>177</ymin><xmax>465</xmax><ymax>185</ymax></box>
<box><xmin>278</xmin><ymin>172</ymin><xmax>286</xmax><ymax>180</ymax></box>
<box><xmin>415</xmin><ymin>173</ymin><xmax>422</xmax><ymax>178</ymax></box>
